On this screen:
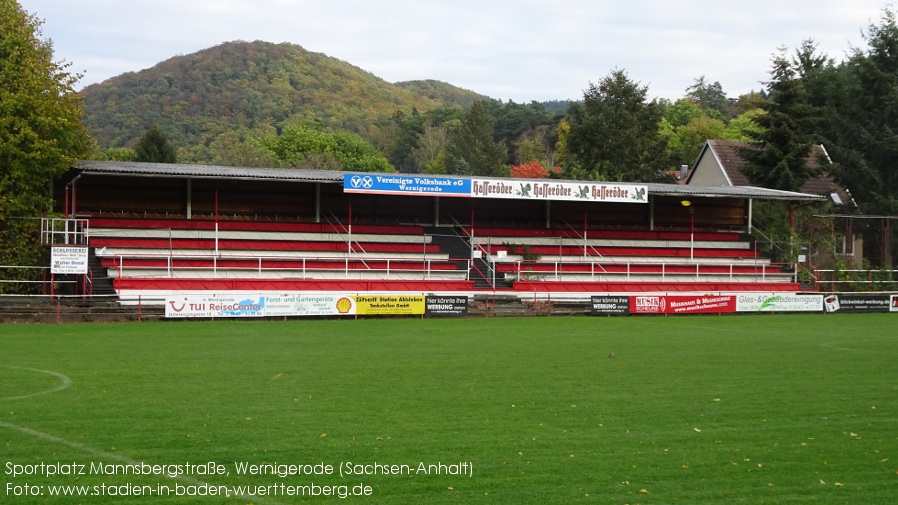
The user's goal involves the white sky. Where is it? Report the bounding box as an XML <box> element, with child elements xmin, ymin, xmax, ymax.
<box><xmin>19</xmin><ymin>0</ymin><xmax>889</xmax><ymax>103</ymax></box>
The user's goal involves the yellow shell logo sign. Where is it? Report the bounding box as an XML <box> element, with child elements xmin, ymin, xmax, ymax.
<box><xmin>335</xmin><ymin>297</ymin><xmax>353</xmax><ymax>314</ymax></box>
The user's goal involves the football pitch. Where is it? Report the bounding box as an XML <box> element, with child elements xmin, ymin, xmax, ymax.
<box><xmin>1</xmin><ymin>314</ymin><xmax>897</xmax><ymax>504</ymax></box>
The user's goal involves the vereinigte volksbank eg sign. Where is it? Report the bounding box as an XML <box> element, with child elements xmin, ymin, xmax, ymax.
<box><xmin>343</xmin><ymin>174</ymin><xmax>647</xmax><ymax>204</ymax></box>
<box><xmin>345</xmin><ymin>174</ymin><xmax>471</xmax><ymax>196</ymax></box>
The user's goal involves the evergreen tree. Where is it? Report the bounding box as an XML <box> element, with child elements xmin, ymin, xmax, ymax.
<box><xmin>565</xmin><ymin>69</ymin><xmax>668</xmax><ymax>182</ymax></box>
<box><xmin>1</xmin><ymin>1</ymin><xmax>92</xmax><ymax>292</ymax></box>
<box><xmin>686</xmin><ymin>76</ymin><xmax>729</xmax><ymax>116</ymax></box>
<box><xmin>447</xmin><ymin>101</ymin><xmax>508</xmax><ymax>176</ymax></box>
<box><xmin>822</xmin><ymin>9</ymin><xmax>898</xmax><ymax>217</ymax></box>
<box><xmin>135</xmin><ymin>125</ymin><xmax>177</xmax><ymax>163</ymax></box>
<box><xmin>739</xmin><ymin>49</ymin><xmax>818</xmax><ymax>192</ymax></box>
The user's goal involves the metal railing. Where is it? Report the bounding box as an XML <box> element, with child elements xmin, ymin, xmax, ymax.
<box><xmin>504</xmin><ymin>259</ymin><xmax>799</xmax><ymax>283</ymax></box>
<box><xmin>813</xmin><ymin>269</ymin><xmax>898</xmax><ymax>292</ymax></box>
<box><xmin>41</xmin><ymin>218</ymin><xmax>89</xmax><ymax>246</ymax></box>
<box><xmin>104</xmin><ymin>253</ymin><xmax>472</xmax><ymax>281</ymax></box>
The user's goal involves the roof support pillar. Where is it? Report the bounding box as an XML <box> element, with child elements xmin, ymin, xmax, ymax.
<box><xmin>648</xmin><ymin>195</ymin><xmax>654</xmax><ymax>231</ymax></box>
<box><xmin>314</xmin><ymin>183</ymin><xmax>321</xmax><ymax>223</ymax></box>
<box><xmin>186</xmin><ymin>178</ymin><xmax>192</xmax><ymax>219</ymax></box>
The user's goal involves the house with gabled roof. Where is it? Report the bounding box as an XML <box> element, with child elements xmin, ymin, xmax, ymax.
<box><xmin>686</xmin><ymin>139</ymin><xmax>851</xmax><ymax>205</ymax></box>
<box><xmin>686</xmin><ymin>139</ymin><xmax>862</xmax><ymax>268</ymax></box>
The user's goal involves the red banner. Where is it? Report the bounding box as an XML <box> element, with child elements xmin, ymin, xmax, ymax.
<box><xmin>630</xmin><ymin>295</ymin><xmax>736</xmax><ymax>314</ymax></box>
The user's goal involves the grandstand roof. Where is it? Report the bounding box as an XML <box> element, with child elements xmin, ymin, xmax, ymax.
<box><xmin>74</xmin><ymin>160</ymin><xmax>825</xmax><ymax>202</ymax></box>
<box><xmin>75</xmin><ymin>160</ymin><xmax>342</xmax><ymax>183</ymax></box>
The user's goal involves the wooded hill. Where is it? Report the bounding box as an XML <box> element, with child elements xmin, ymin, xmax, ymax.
<box><xmin>80</xmin><ymin>40</ymin><xmax>489</xmax><ymax>162</ymax></box>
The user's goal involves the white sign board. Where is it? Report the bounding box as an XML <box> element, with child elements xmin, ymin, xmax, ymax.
<box><xmin>51</xmin><ymin>246</ymin><xmax>89</xmax><ymax>274</ymax></box>
<box><xmin>472</xmin><ymin>179</ymin><xmax>648</xmax><ymax>204</ymax></box>
<box><xmin>165</xmin><ymin>294</ymin><xmax>356</xmax><ymax>318</ymax></box>
<box><xmin>735</xmin><ymin>293</ymin><xmax>823</xmax><ymax>312</ymax></box>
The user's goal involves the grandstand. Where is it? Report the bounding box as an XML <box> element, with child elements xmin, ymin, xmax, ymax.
<box><xmin>45</xmin><ymin>161</ymin><xmax>825</xmax><ymax>304</ymax></box>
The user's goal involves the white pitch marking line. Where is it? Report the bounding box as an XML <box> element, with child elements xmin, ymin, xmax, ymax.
<box><xmin>0</xmin><ymin>421</ymin><xmax>285</xmax><ymax>505</ymax></box>
<box><xmin>820</xmin><ymin>342</ymin><xmax>880</xmax><ymax>353</ymax></box>
<box><xmin>0</xmin><ymin>366</ymin><xmax>72</xmax><ymax>400</ymax></box>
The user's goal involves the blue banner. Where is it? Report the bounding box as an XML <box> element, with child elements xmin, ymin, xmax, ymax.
<box><xmin>344</xmin><ymin>174</ymin><xmax>471</xmax><ymax>197</ymax></box>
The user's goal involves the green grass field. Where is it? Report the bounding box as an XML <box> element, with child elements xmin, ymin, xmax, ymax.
<box><xmin>1</xmin><ymin>314</ymin><xmax>897</xmax><ymax>504</ymax></box>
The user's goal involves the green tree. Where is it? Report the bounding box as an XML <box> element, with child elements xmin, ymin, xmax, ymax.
<box><xmin>739</xmin><ymin>49</ymin><xmax>818</xmax><ymax>192</ymax></box>
<box><xmin>257</xmin><ymin>120</ymin><xmax>393</xmax><ymax>172</ymax></box>
<box><xmin>447</xmin><ymin>101</ymin><xmax>508</xmax><ymax>176</ymax></box>
<box><xmin>209</xmin><ymin>131</ymin><xmax>281</xmax><ymax>168</ymax></box>
<box><xmin>411</xmin><ymin>123</ymin><xmax>450</xmax><ymax>171</ymax></box>
<box><xmin>663</xmin><ymin>98</ymin><xmax>705</xmax><ymax>127</ymax></box>
<box><xmin>492</xmin><ymin>100</ymin><xmax>561</xmax><ymax>164</ymax></box>
<box><xmin>672</xmin><ymin>115</ymin><xmax>726</xmax><ymax>167</ymax></box>
<box><xmin>100</xmin><ymin>147</ymin><xmax>138</xmax><ymax>161</ymax></box>
<box><xmin>734</xmin><ymin>91</ymin><xmax>767</xmax><ymax>115</ymax></box>
<box><xmin>722</xmin><ymin>108</ymin><xmax>767</xmax><ymax>140</ymax></box>
<box><xmin>1</xmin><ymin>1</ymin><xmax>92</xmax><ymax>292</ymax></box>
<box><xmin>565</xmin><ymin>69</ymin><xmax>669</xmax><ymax>182</ymax></box>
<box><xmin>686</xmin><ymin>76</ymin><xmax>728</xmax><ymax>116</ymax></box>
<box><xmin>135</xmin><ymin>125</ymin><xmax>177</xmax><ymax>163</ymax></box>
<box><xmin>821</xmin><ymin>10</ymin><xmax>898</xmax><ymax>217</ymax></box>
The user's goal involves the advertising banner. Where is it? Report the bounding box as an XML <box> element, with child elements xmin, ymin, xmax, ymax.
<box><xmin>265</xmin><ymin>294</ymin><xmax>356</xmax><ymax>316</ymax></box>
<box><xmin>823</xmin><ymin>294</ymin><xmax>893</xmax><ymax>313</ymax></box>
<box><xmin>51</xmin><ymin>246</ymin><xmax>89</xmax><ymax>274</ymax></box>
<box><xmin>891</xmin><ymin>295</ymin><xmax>898</xmax><ymax>313</ymax></box>
<box><xmin>165</xmin><ymin>294</ymin><xmax>355</xmax><ymax>318</ymax></box>
<box><xmin>425</xmin><ymin>296</ymin><xmax>468</xmax><ymax>316</ymax></box>
<box><xmin>590</xmin><ymin>295</ymin><xmax>630</xmax><ymax>315</ymax></box>
<box><xmin>629</xmin><ymin>295</ymin><xmax>736</xmax><ymax>315</ymax></box>
<box><xmin>165</xmin><ymin>294</ymin><xmax>266</xmax><ymax>318</ymax></box>
<box><xmin>343</xmin><ymin>174</ymin><xmax>470</xmax><ymax>197</ymax></box>
<box><xmin>735</xmin><ymin>293</ymin><xmax>823</xmax><ymax>313</ymax></box>
<box><xmin>343</xmin><ymin>174</ymin><xmax>648</xmax><ymax>204</ymax></box>
<box><xmin>353</xmin><ymin>295</ymin><xmax>425</xmax><ymax>315</ymax></box>
<box><xmin>472</xmin><ymin>179</ymin><xmax>647</xmax><ymax>204</ymax></box>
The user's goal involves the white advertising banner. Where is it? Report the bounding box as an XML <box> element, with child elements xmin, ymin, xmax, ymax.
<box><xmin>264</xmin><ymin>294</ymin><xmax>356</xmax><ymax>317</ymax></box>
<box><xmin>735</xmin><ymin>293</ymin><xmax>823</xmax><ymax>313</ymax></box>
<box><xmin>165</xmin><ymin>294</ymin><xmax>356</xmax><ymax>318</ymax></box>
<box><xmin>50</xmin><ymin>246</ymin><xmax>89</xmax><ymax>274</ymax></box>
<box><xmin>471</xmin><ymin>179</ymin><xmax>648</xmax><ymax>204</ymax></box>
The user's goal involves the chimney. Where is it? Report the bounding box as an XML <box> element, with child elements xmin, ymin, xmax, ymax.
<box><xmin>679</xmin><ymin>165</ymin><xmax>689</xmax><ymax>181</ymax></box>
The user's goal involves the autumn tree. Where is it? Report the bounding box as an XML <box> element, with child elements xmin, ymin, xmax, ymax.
<box><xmin>0</xmin><ymin>1</ymin><xmax>92</xmax><ymax>291</ymax></box>
<box><xmin>510</xmin><ymin>160</ymin><xmax>560</xmax><ymax>179</ymax></box>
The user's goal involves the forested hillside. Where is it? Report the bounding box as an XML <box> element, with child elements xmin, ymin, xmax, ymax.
<box><xmin>79</xmin><ymin>40</ymin><xmax>485</xmax><ymax>162</ymax></box>
<box><xmin>394</xmin><ymin>80</ymin><xmax>487</xmax><ymax>108</ymax></box>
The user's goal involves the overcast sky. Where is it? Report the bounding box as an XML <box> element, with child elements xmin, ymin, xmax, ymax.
<box><xmin>19</xmin><ymin>0</ymin><xmax>890</xmax><ymax>103</ymax></box>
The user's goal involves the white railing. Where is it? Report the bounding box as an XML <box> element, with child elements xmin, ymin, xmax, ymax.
<box><xmin>41</xmin><ymin>218</ymin><xmax>89</xmax><ymax>246</ymax></box>
<box><xmin>506</xmin><ymin>259</ymin><xmax>798</xmax><ymax>283</ymax></box>
<box><xmin>105</xmin><ymin>252</ymin><xmax>471</xmax><ymax>281</ymax></box>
